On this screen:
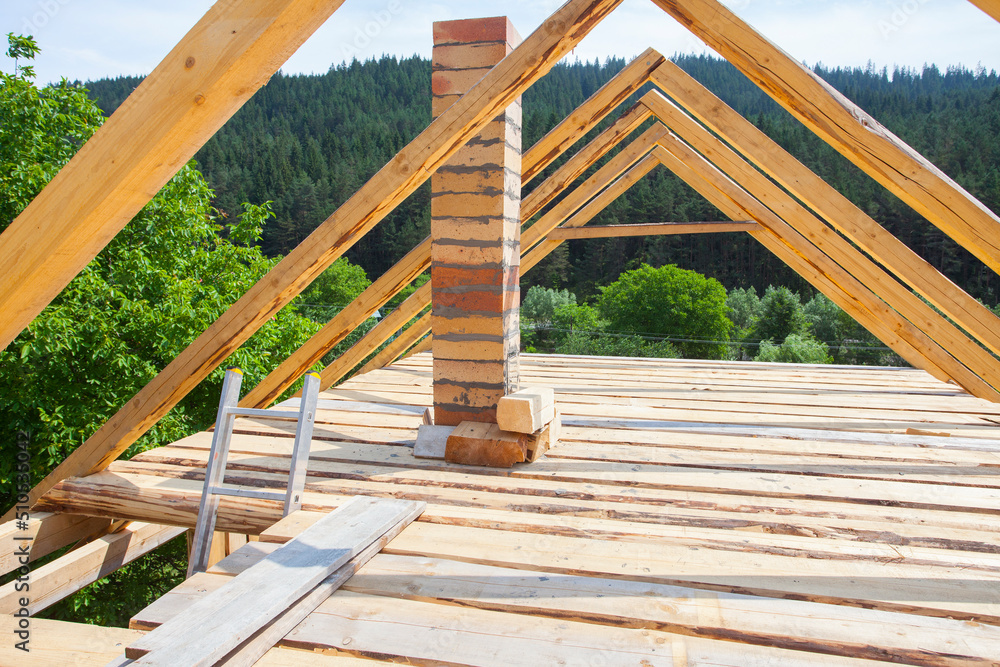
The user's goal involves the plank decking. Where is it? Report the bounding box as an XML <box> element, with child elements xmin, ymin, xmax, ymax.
<box><xmin>36</xmin><ymin>352</ymin><xmax>1000</xmax><ymax>665</ymax></box>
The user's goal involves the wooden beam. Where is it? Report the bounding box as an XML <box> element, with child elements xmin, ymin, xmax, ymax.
<box><xmin>241</xmin><ymin>239</ymin><xmax>430</xmax><ymax>409</ymax></box>
<box><xmin>244</xmin><ymin>56</ymin><xmax>660</xmax><ymax>410</ymax></box>
<box><xmin>318</xmin><ymin>284</ymin><xmax>431</xmax><ymax>391</ymax></box>
<box><xmin>358</xmin><ymin>312</ymin><xmax>432</xmax><ymax>377</ymax></box>
<box><xmin>522</xmin><ymin>97</ymin><xmax>653</xmax><ymax>222</ymax></box>
<box><xmin>0</xmin><ymin>513</ymin><xmax>110</xmax><ymax>577</ymax></box>
<box><xmin>548</xmin><ymin>221</ymin><xmax>759</xmax><ymax>240</ymax></box>
<box><xmin>522</xmin><ymin>48</ymin><xmax>665</xmax><ymax>184</ymax></box>
<box><xmin>398</xmin><ymin>333</ymin><xmax>433</xmax><ymax>363</ymax></box>
<box><xmin>651</xmin><ymin>0</ymin><xmax>1000</xmax><ymax>274</ymax></box>
<box><xmin>0</xmin><ymin>0</ymin><xmax>350</xmax><ymax>353</ymax></box>
<box><xmin>650</xmin><ymin>62</ymin><xmax>1000</xmax><ymax>360</ymax></box>
<box><xmin>649</xmin><ymin>142</ymin><xmax>968</xmax><ymax>389</ymax></box>
<box><xmin>124</xmin><ymin>497</ymin><xmax>423</xmax><ymax>664</ymax></box>
<box><xmin>523</xmin><ymin>153</ymin><xmax>662</xmax><ymax>273</ymax></box>
<box><xmin>0</xmin><ymin>618</ymin><xmax>371</xmax><ymax>667</ymax></box>
<box><xmin>968</xmin><ymin>0</ymin><xmax>1000</xmax><ymax>22</ymax></box>
<box><xmin>0</xmin><ymin>522</ymin><xmax>183</xmax><ymax>615</ymax></box>
<box><xmin>522</xmin><ymin>124</ymin><xmax>667</xmax><ymax>254</ymax></box>
<box><xmin>645</xmin><ymin>95</ymin><xmax>1000</xmax><ymax>400</ymax></box>
<box><xmin>11</xmin><ymin>0</ymin><xmax>624</xmax><ymax>520</ymax></box>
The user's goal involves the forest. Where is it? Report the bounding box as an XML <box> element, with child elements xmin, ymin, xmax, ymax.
<box><xmin>85</xmin><ymin>53</ymin><xmax>1000</xmax><ymax>303</ymax></box>
<box><xmin>1</xmin><ymin>33</ymin><xmax>999</xmax><ymax>626</ymax></box>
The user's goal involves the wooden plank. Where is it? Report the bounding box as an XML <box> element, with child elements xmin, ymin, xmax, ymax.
<box><xmin>497</xmin><ymin>386</ymin><xmax>555</xmax><ymax>433</ymax></box>
<box><xmin>38</xmin><ymin>468</ymin><xmax>1000</xmax><ymax>568</ymax></box>
<box><xmin>0</xmin><ymin>522</ymin><xmax>183</xmax><ymax>615</ymax></box>
<box><xmin>524</xmin><ymin>409</ymin><xmax>561</xmax><ymax>461</ymax></box>
<box><xmin>10</xmin><ymin>0</ymin><xmax>625</xmax><ymax>521</ymax></box>
<box><xmin>0</xmin><ymin>0</ymin><xmax>349</xmax><ymax>353</ymax></box>
<box><xmin>0</xmin><ymin>617</ymin><xmax>379</xmax><ymax>666</ymax></box>
<box><xmin>209</xmin><ymin>503</ymin><xmax>419</xmax><ymax>667</ymax></box>
<box><xmin>124</xmin><ymin>497</ymin><xmax>424</xmax><ymax>664</ymax></box>
<box><xmin>648</xmin><ymin>142</ymin><xmax>972</xmax><ymax>391</ymax></box>
<box><xmin>134</xmin><ymin>575</ymin><xmax>895</xmax><ymax>666</ymax></box>
<box><xmin>548</xmin><ymin>220</ymin><xmax>759</xmax><ymax>239</ymax></box>
<box><xmin>150</xmin><ymin>547</ymin><xmax>1000</xmax><ymax>665</ymax></box>
<box><xmin>650</xmin><ymin>63</ymin><xmax>1000</xmax><ymax>360</ymax></box>
<box><xmin>0</xmin><ymin>513</ymin><xmax>110</xmax><ymax>576</ymax></box>
<box><xmin>343</xmin><ymin>553</ymin><xmax>1000</xmax><ymax>665</ymax></box>
<box><xmin>651</xmin><ymin>0</ymin><xmax>1000</xmax><ymax>274</ymax></box>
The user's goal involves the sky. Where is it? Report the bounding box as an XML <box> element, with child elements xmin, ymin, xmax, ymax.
<box><xmin>1</xmin><ymin>0</ymin><xmax>998</xmax><ymax>85</ymax></box>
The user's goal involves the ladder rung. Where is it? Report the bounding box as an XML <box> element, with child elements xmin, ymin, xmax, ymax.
<box><xmin>209</xmin><ymin>485</ymin><xmax>285</xmax><ymax>502</ymax></box>
<box><xmin>224</xmin><ymin>407</ymin><xmax>301</xmax><ymax>420</ymax></box>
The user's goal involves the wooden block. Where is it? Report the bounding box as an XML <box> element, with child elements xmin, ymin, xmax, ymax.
<box><xmin>445</xmin><ymin>421</ymin><xmax>527</xmax><ymax>468</ymax></box>
<box><xmin>125</xmin><ymin>496</ymin><xmax>425</xmax><ymax>664</ymax></box>
<box><xmin>422</xmin><ymin>407</ymin><xmax>434</xmax><ymax>425</ymax></box>
<box><xmin>525</xmin><ymin>408</ymin><xmax>561</xmax><ymax>462</ymax></box>
<box><xmin>414</xmin><ymin>425</ymin><xmax>455</xmax><ymax>459</ymax></box>
<box><xmin>497</xmin><ymin>386</ymin><xmax>555</xmax><ymax>433</ymax></box>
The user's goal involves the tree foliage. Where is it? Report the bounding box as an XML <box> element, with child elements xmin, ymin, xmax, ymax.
<box><xmin>755</xmin><ymin>333</ymin><xmax>833</xmax><ymax>364</ymax></box>
<box><xmin>521</xmin><ymin>286</ymin><xmax>576</xmax><ymax>325</ymax></box>
<box><xmin>597</xmin><ymin>264</ymin><xmax>732</xmax><ymax>359</ymax></box>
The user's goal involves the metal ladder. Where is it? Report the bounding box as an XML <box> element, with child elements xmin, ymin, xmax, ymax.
<box><xmin>187</xmin><ymin>367</ymin><xmax>321</xmax><ymax>577</ymax></box>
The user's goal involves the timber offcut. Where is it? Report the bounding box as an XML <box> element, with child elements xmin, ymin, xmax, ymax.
<box><xmin>30</xmin><ymin>353</ymin><xmax>1000</xmax><ymax>665</ymax></box>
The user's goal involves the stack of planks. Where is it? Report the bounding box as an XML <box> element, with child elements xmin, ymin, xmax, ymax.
<box><xmin>35</xmin><ymin>353</ymin><xmax>1000</xmax><ymax>665</ymax></box>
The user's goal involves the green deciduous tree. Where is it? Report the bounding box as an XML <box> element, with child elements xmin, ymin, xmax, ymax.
<box><xmin>754</xmin><ymin>333</ymin><xmax>832</xmax><ymax>364</ymax></box>
<box><xmin>521</xmin><ymin>286</ymin><xmax>576</xmax><ymax>325</ymax></box>
<box><xmin>747</xmin><ymin>286</ymin><xmax>808</xmax><ymax>346</ymax></box>
<box><xmin>596</xmin><ymin>264</ymin><xmax>732</xmax><ymax>359</ymax></box>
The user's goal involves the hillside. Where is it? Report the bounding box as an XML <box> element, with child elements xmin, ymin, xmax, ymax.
<box><xmin>84</xmin><ymin>55</ymin><xmax>1000</xmax><ymax>303</ymax></box>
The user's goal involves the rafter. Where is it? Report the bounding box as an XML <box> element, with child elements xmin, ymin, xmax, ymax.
<box><xmin>650</xmin><ymin>0</ymin><xmax>1000</xmax><ymax>274</ymax></box>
